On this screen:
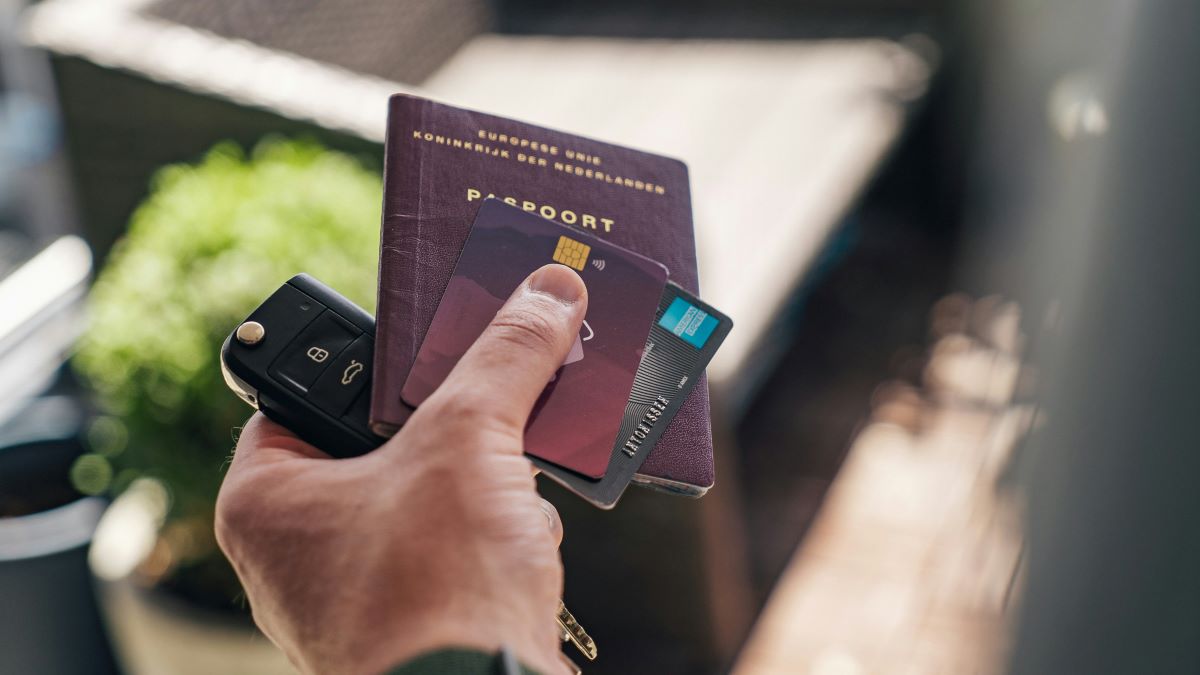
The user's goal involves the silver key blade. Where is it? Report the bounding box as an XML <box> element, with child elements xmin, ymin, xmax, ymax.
<box><xmin>558</xmin><ymin>654</ymin><xmax>583</xmax><ymax>675</ymax></box>
<box><xmin>557</xmin><ymin>600</ymin><xmax>598</xmax><ymax>661</ymax></box>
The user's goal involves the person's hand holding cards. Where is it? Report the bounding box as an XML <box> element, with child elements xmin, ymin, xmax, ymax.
<box><xmin>216</xmin><ymin>96</ymin><xmax>734</xmax><ymax>671</ymax></box>
<box><xmin>403</xmin><ymin>199</ymin><xmax>668</xmax><ymax>481</ymax></box>
<box><xmin>217</xmin><ymin>264</ymin><xmax>589</xmax><ymax>675</ymax></box>
<box><xmin>402</xmin><ymin>199</ymin><xmax>731</xmax><ymax>508</ymax></box>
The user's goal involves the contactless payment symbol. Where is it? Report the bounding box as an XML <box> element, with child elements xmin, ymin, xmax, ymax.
<box><xmin>552</xmin><ymin>235</ymin><xmax>591</xmax><ymax>271</ymax></box>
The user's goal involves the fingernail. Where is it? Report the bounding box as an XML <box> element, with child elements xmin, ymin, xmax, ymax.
<box><xmin>529</xmin><ymin>264</ymin><xmax>584</xmax><ymax>304</ymax></box>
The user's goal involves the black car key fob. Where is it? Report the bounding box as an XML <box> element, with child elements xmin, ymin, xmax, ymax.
<box><xmin>220</xmin><ymin>274</ymin><xmax>387</xmax><ymax>457</ymax></box>
<box><xmin>221</xmin><ymin>276</ymin><xmax>599</xmax><ymax>661</ymax></box>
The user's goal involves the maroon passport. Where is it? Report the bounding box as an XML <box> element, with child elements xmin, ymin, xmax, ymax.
<box><xmin>371</xmin><ymin>94</ymin><xmax>713</xmax><ymax>490</ymax></box>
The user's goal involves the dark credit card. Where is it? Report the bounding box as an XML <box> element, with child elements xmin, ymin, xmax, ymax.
<box><xmin>533</xmin><ymin>282</ymin><xmax>732</xmax><ymax>508</ymax></box>
<box><xmin>401</xmin><ymin>198</ymin><xmax>668</xmax><ymax>478</ymax></box>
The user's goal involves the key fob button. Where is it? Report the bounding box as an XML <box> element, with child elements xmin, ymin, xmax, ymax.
<box><xmin>341</xmin><ymin>388</ymin><xmax>372</xmax><ymax>431</ymax></box>
<box><xmin>309</xmin><ymin>335</ymin><xmax>373</xmax><ymax>416</ymax></box>
<box><xmin>270</xmin><ymin>310</ymin><xmax>359</xmax><ymax>392</ymax></box>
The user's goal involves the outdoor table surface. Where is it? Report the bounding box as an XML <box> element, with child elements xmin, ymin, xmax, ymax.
<box><xmin>421</xmin><ymin>35</ymin><xmax>932</xmax><ymax>404</ymax></box>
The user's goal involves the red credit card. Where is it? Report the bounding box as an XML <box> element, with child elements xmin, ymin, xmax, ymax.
<box><xmin>401</xmin><ymin>198</ymin><xmax>669</xmax><ymax>478</ymax></box>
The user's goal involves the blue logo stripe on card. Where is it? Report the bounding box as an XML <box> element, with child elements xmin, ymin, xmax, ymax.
<box><xmin>659</xmin><ymin>297</ymin><xmax>717</xmax><ymax>349</ymax></box>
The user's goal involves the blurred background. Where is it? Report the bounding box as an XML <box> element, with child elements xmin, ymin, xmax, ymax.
<box><xmin>1</xmin><ymin>0</ymin><xmax>1196</xmax><ymax>673</ymax></box>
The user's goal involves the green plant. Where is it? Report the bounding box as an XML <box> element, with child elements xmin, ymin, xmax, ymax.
<box><xmin>73</xmin><ymin>138</ymin><xmax>380</xmax><ymax>608</ymax></box>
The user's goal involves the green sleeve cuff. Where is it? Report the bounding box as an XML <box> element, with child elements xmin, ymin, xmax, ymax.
<box><xmin>384</xmin><ymin>647</ymin><xmax>541</xmax><ymax>675</ymax></box>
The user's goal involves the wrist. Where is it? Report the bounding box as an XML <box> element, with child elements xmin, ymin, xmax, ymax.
<box><xmin>336</xmin><ymin>612</ymin><xmax>563</xmax><ymax>675</ymax></box>
<box><xmin>385</xmin><ymin>647</ymin><xmax>541</xmax><ymax>675</ymax></box>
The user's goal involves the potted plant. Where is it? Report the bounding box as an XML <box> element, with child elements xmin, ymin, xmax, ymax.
<box><xmin>0</xmin><ymin>395</ymin><xmax>118</xmax><ymax>675</ymax></box>
<box><xmin>72</xmin><ymin>138</ymin><xmax>380</xmax><ymax>674</ymax></box>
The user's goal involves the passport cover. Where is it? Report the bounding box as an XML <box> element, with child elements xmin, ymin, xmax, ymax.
<box><xmin>372</xmin><ymin>93</ymin><xmax>714</xmax><ymax>489</ymax></box>
<box><xmin>401</xmin><ymin>199</ymin><xmax>668</xmax><ymax>478</ymax></box>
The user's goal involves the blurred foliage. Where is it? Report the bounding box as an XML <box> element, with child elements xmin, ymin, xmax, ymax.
<box><xmin>73</xmin><ymin>138</ymin><xmax>380</xmax><ymax>607</ymax></box>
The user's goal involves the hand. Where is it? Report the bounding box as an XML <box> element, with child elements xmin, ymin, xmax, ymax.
<box><xmin>215</xmin><ymin>264</ymin><xmax>587</xmax><ymax>675</ymax></box>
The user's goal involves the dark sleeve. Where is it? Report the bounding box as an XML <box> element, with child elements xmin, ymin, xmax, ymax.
<box><xmin>384</xmin><ymin>647</ymin><xmax>541</xmax><ymax>675</ymax></box>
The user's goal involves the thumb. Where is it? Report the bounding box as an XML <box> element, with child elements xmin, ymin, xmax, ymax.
<box><xmin>419</xmin><ymin>263</ymin><xmax>587</xmax><ymax>439</ymax></box>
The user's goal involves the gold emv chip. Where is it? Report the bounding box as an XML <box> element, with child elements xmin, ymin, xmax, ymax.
<box><xmin>552</xmin><ymin>235</ymin><xmax>591</xmax><ymax>271</ymax></box>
